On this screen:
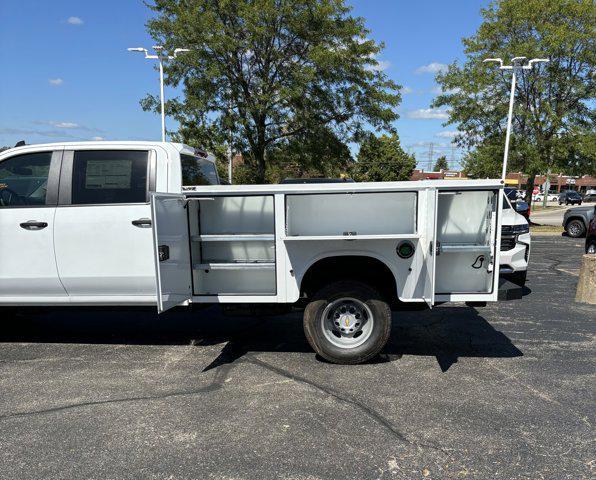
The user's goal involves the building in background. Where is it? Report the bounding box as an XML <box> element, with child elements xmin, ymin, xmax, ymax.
<box><xmin>504</xmin><ymin>173</ymin><xmax>596</xmax><ymax>194</ymax></box>
<box><xmin>411</xmin><ymin>169</ymin><xmax>595</xmax><ymax>194</ymax></box>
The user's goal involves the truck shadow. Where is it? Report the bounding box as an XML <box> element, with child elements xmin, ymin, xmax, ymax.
<box><xmin>0</xmin><ymin>305</ymin><xmax>521</xmax><ymax>372</ymax></box>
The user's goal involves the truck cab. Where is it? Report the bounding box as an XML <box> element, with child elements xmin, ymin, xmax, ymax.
<box><xmin>0</xmin><ymin>141</ymin><xmax>217</xmax><ymax>305</ymax></box>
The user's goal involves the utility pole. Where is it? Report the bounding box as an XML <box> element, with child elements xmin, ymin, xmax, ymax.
<box><xmin>428</xmin><ymin>143</ymin><xmax>434</xmax><ymax>171</ymax></box>
<box><xmin>226</xmin><ymin>90</ymin><xmax>234</xmax><ymax>184</ymax></box>
<box><xmin>227</xmin><ymin>142</ymin><xmax>233</xmax><ymax>185</ymax></box>
<box><xmin>483</xmin><ymin>57</ymin><xmax>549</xmax><ymax>181</ymax></box>
<box><xmin>543</xmin><ymin>168</ymin><xmax>551</xmax><ymax>207</ymax></box>
<box><xmin>450</xmin><ymin>144</ymin><xmax>455</xmax><ymax>170</ymax></box>
<box><xmin>128</xmin><ymin>46</ymin><xmax>190</xmax><ymax>142</ymax></box>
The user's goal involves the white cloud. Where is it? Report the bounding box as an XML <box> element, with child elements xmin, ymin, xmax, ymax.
<box><xmin>407</xmin><ymin>108</ymin><xmax>450</xmax><ymax>120</ymax></box>
<box><xmin>91</xmin><ymin>136</ymin><xmax>105</xmax><ymax>141</ymax></box>
<box><xmin>48</xmin><ymin>78</ymin><xmax>63</xmax><ymax>86</ymax></box>
<box><xmin>402</xmin><ymin>86</ymin><xmax>413</xmax><ymax>94</ymax></box>
<box><xmin>373</xmin><ymin>59</ymin><xmax>390</xmax><ymax>71</ymax></box>
<box><xmin>366</xmin><ymin>56</ymin><xmax>390</xmax><ymax>72</ymax></box>
<box><xmin>0</xmin><ymin>127</ymin><xmax>79</xmax><ymax>139</ymax></box>
<box><xmin>436</xmin><ymin>130</ymin><xmax>459</xmax><ymax>138</ymax></box>
<box><xmin>431</xmin><ymin>86</ymin><xmax>461</xmax><ymax>95</ymax></box>
<box><xmin>52</xmin><ymin>121</ymin><xmax>78</xmax><ymax>129</ymax></box>
<box><xmin>32</xmin><ymin>120</ymin><xmax>103</xmax><ymax>134</ymax></box>
<box><xmin>67</xmin><ymin>16</ymin><xmax>84</xmax><ymax>25</ymax></box>
<box><xmin>415</xmin><ymin>62</ymin><xmax>448</xmax><ymax>74</ymax></box>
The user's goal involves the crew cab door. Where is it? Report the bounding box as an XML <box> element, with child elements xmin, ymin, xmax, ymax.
<box><xmin>0</xmin><ymin>149</ymin><xmax>66</xmax><ymax>298</ymax></box>
<box><xmin>422</xmin><ymin>188</ymin><xmax>437</xmax><ymax>307</ymax></box>
<box><xmin>150</xmin><ymin>193</ymin><xmax>192</xmax><ymax>312</ymax></box>
<box><xmin>53</xmin><ymin>149</ymin><xmax>157</xmax><ymax>298</ymax></box>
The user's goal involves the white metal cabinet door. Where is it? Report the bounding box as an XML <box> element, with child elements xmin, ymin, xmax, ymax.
<box><xmin>422</xmin><ymin>188</ymin><xmax>437</xmax><ymax>307</ymax></box>
<box><xmin>150</xmin><ymin>193</ymin><xmax>192</xmax><ymax>312</ymax></box>
<box><xmin>54</xmin><ymin>204</ymin><xmax>155</xmax><ymax>296</ymax></box>
<box><xmin>0</xmin><ymin>208</ymin><xmax>65</xmax><ymax>296</ymax></box>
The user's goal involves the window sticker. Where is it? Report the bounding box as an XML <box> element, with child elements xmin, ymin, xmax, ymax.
<box><xmin>85</xmin><ymin>160</ymin><xmax>132</xmax><ymax>189</ymax></box>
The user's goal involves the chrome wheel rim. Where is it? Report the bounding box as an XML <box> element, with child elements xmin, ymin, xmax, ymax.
<box><xmin>588</xmin><ymin>243</ymin><xmax>596</xmax><ymax>254</ymax></box>
<box><xmin>569</xmin><ymin>222</ymin><xmax>581</xmax><ymax>236</ymax></box>
<box><xmin>321</xmin><ymin>297</ymin><xmax>374</xmax><ymax>349</ymax></box>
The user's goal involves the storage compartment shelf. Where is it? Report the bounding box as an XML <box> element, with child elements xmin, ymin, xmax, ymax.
<box><xmin>283</xmin><ymin>234</ymin><xmax>419</xmax><ymax>241</ymax></box>
<box><xmin>193</xmin><ymin>262</ymin><xmax>275</xmax><ymax>271</ymax></box>
<box><xmin>192</xmin><ymin>234</ymin><xmax>274</xmax><ymax>242</ymax></box>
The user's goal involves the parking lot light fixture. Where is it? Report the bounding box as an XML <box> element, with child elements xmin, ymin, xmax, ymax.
<box><xmin>127</xmin><ymin>45</ymin><xmax>191</xmax><ymax>142</ymax></box>
<box><xmin>483</xmin><ymin>57</ymin><xmax>549</xmax><ymax>181</ymax></box>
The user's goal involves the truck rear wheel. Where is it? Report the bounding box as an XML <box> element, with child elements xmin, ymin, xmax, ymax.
<box><xmin>303</xmin><ymin>281</ymin><xmax>392</xmax><ymax>364</ymax></box>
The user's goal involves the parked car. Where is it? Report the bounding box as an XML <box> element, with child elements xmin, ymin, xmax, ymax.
<box><xmin>500</xmin><ymin>193</ymin><xmax>530</xmax><ymax>286</ymax></box>
<box><xmin>585</xmin><ymin>207</ymin><xmax>596</xmax><ymax>254</ymax></box>
<box><xmin>582</xmin><ymin>193</ymin><xmax>596</xmax><ymax>203</ymax></box>
<box><xmin>533</xmin><ymin>192</ymin><xmax>558</xmax><ymax>202</ymax></box>
<box><xmin>558</xmin><ymin>190</ymin><xmax>582</xmax><ymax>205</ymax></box>
<box><xmin>563</xmin><ymin>205</ymin><xmax>595</xmax><ymax>238</ymax></box>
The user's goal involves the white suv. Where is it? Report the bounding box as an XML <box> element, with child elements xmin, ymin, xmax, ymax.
<box><xmin>500</xmin><ymin>193</ymin><xmax>530</xmax><ymax>286</ymax></box>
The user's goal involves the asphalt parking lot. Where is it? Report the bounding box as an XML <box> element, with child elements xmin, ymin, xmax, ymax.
<box><xmin>1</xmin><ymin>235</ymin><xmax>594</xmax><ymax>480</ymax></box>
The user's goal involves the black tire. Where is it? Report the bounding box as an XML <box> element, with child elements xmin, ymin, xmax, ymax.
<box><xmin>566</xmin><ymin>219</ymin><xmax>586</xmax><ymax>238</ymax></box>
<box><xmin>303</xmin><ymin>281</ymin><xmax>392</xmax><ymax>364</ymax></box>
<box><xmin>510</xmin><ymin>270</ymin><xmax>527</xmax><ymax>287</ymax></box>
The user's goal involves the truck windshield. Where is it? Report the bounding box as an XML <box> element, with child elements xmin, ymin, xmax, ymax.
<box><xmin>181</xmin><ymin>154</ymin><xmax>219</xmax><ymax>185</ymax></box>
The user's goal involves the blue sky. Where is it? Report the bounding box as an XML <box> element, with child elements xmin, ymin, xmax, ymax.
<box><xmin>0</xmin><ymin>0</ymin><xmax>490</xmax><ymax>169</ymax></box>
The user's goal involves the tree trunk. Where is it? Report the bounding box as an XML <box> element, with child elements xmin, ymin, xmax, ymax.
<box><xmin>254</xmin><ymin>116</ymin><xmax>267</xmax><ymax>184</ymax></box>
<box><xmin>525</xmin><ymin>171</ymin><xmax>537</xmax><ymax>223</ymax></box>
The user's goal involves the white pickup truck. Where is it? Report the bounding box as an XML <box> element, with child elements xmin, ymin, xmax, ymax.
<box><xmin>0</xmin><ymin>141</ymin><xmax>505</xmax><ymax>364</ymax></box>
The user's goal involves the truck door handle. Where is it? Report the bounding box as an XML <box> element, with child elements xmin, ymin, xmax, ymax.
<box><xmin>20</xmin><ymin>220</ymin><xmax>48</xmax><ymax>230</ymax></box>
<box><xmin>132</xmin><ymin>218</ymin><xmax>152</xmax><ymax>227</ymax></box>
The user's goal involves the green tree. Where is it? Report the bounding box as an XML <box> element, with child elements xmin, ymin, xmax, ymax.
<box><xmin>145</xmin><ymin>0</ymin><xmax>400</xmax><ymax>183</ymax></box>
<box><xmin>433</xmin><ymin>155</ymin><xmax>449</xmax><ymax>171</ymax></box>
<box><xmin>266</xmin><ymin>125</ymin><xmax>353</xmax><ymax>182</ymax></box>
<box><xmin>433</xmin><ymin>0</ymin><xmax>595</xmax><ymax>202</ymax></box>
<box><xmin>352</xmin><ymin>133</ymin><xmax>416</xmax><ymax>182</ymax></box>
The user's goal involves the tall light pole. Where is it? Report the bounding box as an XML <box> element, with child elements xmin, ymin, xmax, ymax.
<box><xmin>127</xmin><ymin>46</ymin><xmax>190</xmax><ymax>142</ymax></box>
<box><xmin>483</xmin><ymin>57</ymin><xmax>549</xmax><ymax>181</ymax></box>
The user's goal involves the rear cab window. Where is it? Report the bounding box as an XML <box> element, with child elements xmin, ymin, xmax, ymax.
<box><xmin>181</xmin><ymin>154</ymin><xmax>219</xmax><ymax>186</ymax></box>
<box><xmin>71</xmin><ymin>150</ymin><xmax>149</xmax><ymax>205</ymax></box>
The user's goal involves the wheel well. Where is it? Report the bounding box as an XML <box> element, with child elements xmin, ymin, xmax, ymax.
<box><xmin>300</xmin><ymin>256</ymin><xmax>398</xmax><ymax>303</ymax></box>
<box><xmin>565</xmin><ymin>216</ymin><xmax>586</xmax><ymax>228</ymax></box>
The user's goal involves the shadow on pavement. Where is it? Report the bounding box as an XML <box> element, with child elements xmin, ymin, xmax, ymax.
<box><xmin>0</xmin><ymin>305</ymin><xmax>522</xmax><ymax>372</ymax></box>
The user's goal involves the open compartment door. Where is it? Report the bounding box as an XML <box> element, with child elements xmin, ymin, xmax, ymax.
<box><xmin>150</xmin><ymin>193</ymin><xmax>192</xmax><ymax>313</ymax></box>
<box><xmin>422</xmin><ymin>188</ymin><xmax>438</xmax><ymax>307</ymax></box>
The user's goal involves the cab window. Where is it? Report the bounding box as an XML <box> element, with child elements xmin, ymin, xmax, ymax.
<box><xmin>181</xmin><ymin>154</ymin><xmax>219</xmax><ymax>185</ymax></box>
<box><xmin>71</xmin><ymin>150</ymin><xmax>148</xmax><ymax>205</ymax></box>
<box><xmin>0</xmin><ymin>152</ymin><xmax>52</xmax><ymax>207</ymax></box>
